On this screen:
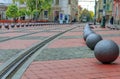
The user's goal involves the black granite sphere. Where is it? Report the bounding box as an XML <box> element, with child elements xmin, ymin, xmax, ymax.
<box><xmin>0</xmin><ymin>24</ymin><xmax>2</xmax><ymax>28</ymax></box>
<box><xmin>11</xmin><ymin>24</ymin><xmax>14</xmax><ymax>27</ymax></box>
<box><xmin>83</xmin><ymin>29</ymin><xmax>94</xmax><ymax>41</ymax></box>
<box><xmin>16</xmin><ymin>24</ymin><xmax>20</xmax><ymax>28</ymax></box>
<box><xmin>21</xmin><ymin>24</ymin><xmax>24</xmax><ymax>27</ymax></box>
<box><xmin>94</xmin><ymin>40</ymin><xmax>119</xmax><ymax>64</ymax></box>
<box><xmin>83</xmin><ymin>24</ymin><xmax>91</xmax><ymax>33</ymax></box>
<box><xmin>4</xmin><ymin>24</ymin><xmax>9</xmax><ymax>29</ymax></box>
<box><xmin>86</xmin><ymin>33</ymin><xmax>102</xmax><ymax>50</ymax></box>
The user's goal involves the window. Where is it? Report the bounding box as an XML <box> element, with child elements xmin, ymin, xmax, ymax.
<box><xmin>56</xmin><ymin>0</ymin><xmax>59</xmax><ymax>5</ymax></box>
<box><xmin>68</xmin><ymin>0</ymin><xmax>71</xmax><ymax>4</ymax></box>
<box><xmin>44</xmin><ymin>11</ymin><xmax>48</xmax><ymax>19</ymax></box>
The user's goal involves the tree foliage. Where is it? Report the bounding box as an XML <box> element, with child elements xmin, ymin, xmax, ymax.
<box><xmin>26</xmin><ymin>9</ymin><xmax>31</xmax><ymax>16</ymax></box>
<box><xmin>26</xmin><ymin>0</ymin><xmax>53</xmax><ymax>20</ymax></box>
<box><xmin>32</xmin><ymin>9</ymin><xmax>40</xmax><ymax>20</ymax></box>
<box><xmin>79</xmin><ymin>9</ymin><xmax>94</xmax><ymax>22</ymax></box>
<box><xmin>12</xmin><ymin>0</ymin><xmax>53</xmax><ymax>20</ymax></box>
<box><xmin>18</xmin><ymin>9</ymin><xmax>26</xmax><ymax>17</ymax></box>
<box><xmin>26</xmin><ymin>0</ymin><xmax>53</xmax><ymax>12</ymax></box>
<box><xmin>6</xmin><ymin>4</ymin><xmax>19</xmax><ymax>18</ymax></box>
<box><xmin>12</xmin><ymin>0</ymin><xmax>25</xmax><ymax>4</ymax></box>
<box><xmin>89</xmin><ymin>11</ymin><xmax>94</xmax><ymax>20</ymax></box>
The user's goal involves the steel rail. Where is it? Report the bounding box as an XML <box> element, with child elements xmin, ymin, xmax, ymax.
<box><xmin>0</xmin><ymin>26</ymin><xmax>66</xmax><ymax>42</ymax></box>
<box><xmin>0</xmin><ymin>26</ymin><xmax>78</xmax><ymax>79</ymax></box>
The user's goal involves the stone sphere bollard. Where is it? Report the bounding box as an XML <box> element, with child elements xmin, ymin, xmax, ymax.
<box><xmin>83</xmin><ymin>24</ymin><xmax>91</xmax><ymax>33</ymax></box>
<box><xmin>0</xmin><ymin>24</ymin><xmax>2</xmax><ymax>29</ymax></box>
<box><xmin>16</xmin><ymin>24</ymin><xmax>20</xmax><ymax>28</ymax></box>
<box><xmin>11</xmin><ymin>24</ymin><xmax>15</xmax><ymax>28</ymax></box>
<box><xmin>4</xmin><ymin>24</ymin><xmax>9</xmax><ymax>29</ymax></box>
<box><xmin>83</xmin><ymin>29</ymin><xmax>94</xmax><ymax>41</ymax></box>
<box><xmin>94</xmin><ymin>40</ymin><xmax>119</xmax><ymax>64</ymax></box>
<box><xmin>86</xmin><ymin>33</ymin><xmax>102</xmax><ymax>50</ymax></box>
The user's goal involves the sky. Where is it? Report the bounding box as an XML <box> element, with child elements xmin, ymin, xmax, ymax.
<box><xmin>0</xmin><ymin>0</ymin><xmax>12</xmax><ymax>4</ymax></box>
<box><xmin>0</xmin><ymin>0</ymin><xmax>95</xmax><ymax>12</ymax></box>
<box><xmin>78</xmin><ymin>0</ymin><xmax>95</xmax><ymax>12</ymax></box>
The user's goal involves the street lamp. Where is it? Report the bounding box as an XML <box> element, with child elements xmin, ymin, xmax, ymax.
<box><xmin>36</xmin><ymin>0</ymin><xmax>37</xmax><ymax>10</ymax></box>
<box><xmin>101</xmin><ymin>0</ymin><xmax>106</xmax><ymax>28</ymax></box>
<box><xmin>94</xmin><ymin>0</ymin><xmax>97</xmax><ymax>25</ymax></box>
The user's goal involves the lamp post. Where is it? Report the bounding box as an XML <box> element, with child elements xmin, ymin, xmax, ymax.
<box><xmin>101</xmin><ymin>0</ymin><xmax>106</xmax><ymax>28</ymax></box>
<box><xmin>94</xmin><ymin>0</ymin><xmax>97</xmax><ymax>25</ymax></box>
<box><xmin>36</xmin><ymin>0</ymin><xmax>37</xmax><ymax>10</ymax></box>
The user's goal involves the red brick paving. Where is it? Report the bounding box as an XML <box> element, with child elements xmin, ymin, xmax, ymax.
<box><xmin>47</xmin><ymin>39</ymin><xmax>86</xmax><ymax>48</ymax></box>
<box><xmin>0</xmin><ymin>33</ymin><xmax>27</xmax><ymax>37</ymax></box>
<box><xmin>22</xmin><ymin>57</ymin><xmax>120</xmax><ymax>79</ymax></box>
<box><xmin>0</xmin><ymin>40</ymin><xmax>40</xmax><ymax>49</ymax></box>
<box><xmin>96</xmin><ymin>30</ymin><xmax>120</xmax><ymax>35</ymax></box>
<box><xmin>104</xmin><ymin>36</ymin><xmax>120</xmax><ymax>45</ymax></box>
<box><xmin>63</xmin><ymin>32</ymin><xmax>83</xmax><ymax>36</ymax></box>
<box><xmin>47</xmin><ymin>36</ymin><xmax>120</xmax><ymax>49</ymax></box>
<box><xmin>29</xmin><ymin>32</ymin><xmax>57</xmax><ymax>37</ymax></box>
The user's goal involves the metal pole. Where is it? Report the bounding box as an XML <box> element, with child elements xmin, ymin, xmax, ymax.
<box><xmin>94</xmin><ymin>0</ymin><xmax>97</xmax><ymax>25</ymax></box>
<box><xmin>101</xmin><ymin>0</ymin><xmax>106</xmax><ymax>28</ymax></box>
<box><xmin>36</xmin><ymin>0</ymin><xmax>37</xmax><ymax>10</ymax></box>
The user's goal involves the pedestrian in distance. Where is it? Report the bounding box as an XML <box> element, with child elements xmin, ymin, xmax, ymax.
<box><xmin>110</xmin><ymin>16</ymin><xmax>114</xmax><ymax>25</ymax></box>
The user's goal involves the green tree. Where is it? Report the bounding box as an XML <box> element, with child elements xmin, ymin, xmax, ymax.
<box><xmin>32</xmin><ymin>9</ymin><xmax>40</xmax><ymax>20</ymax></box>
<box><xmin>12</xmin><ymin>0</ymin><xmax>25</xmax><ymax>4</ymax></box>
<box><xmin>26</xmin><ymin>0</ymin><xmax>44</xmax><ymax>12</ymax></box>
<box><xmin>18</xmin><ymin>9</ymin><xmax>26</xmax><ymax>20</ymax></box>
<box><xmin>12</xmin><ymin>0</ymin><xmax>53</xmax><ymax>20</ymax></box>
<box><xmin>27</xmin><ymin>0</ymin><xmax>53</xmax><ymax>20</ymax></box>
<box><xmin>6</xmin><ymin>4</ymin><xmax>19</xmax><ymax>21</ymax></box>
<box><xmin>80</xmin><ymin>9</ymin><xmax>94</xmax><ymax>22</ymax></box>
<box><xmin>89</xmin><ymin>11</ymin><xmax>94</xmax><ymax>21</ymax></box>
<box><xmin>26</xmin><ymin>10</ymin><xmax>31</xmax><ymax>16</ymax></box>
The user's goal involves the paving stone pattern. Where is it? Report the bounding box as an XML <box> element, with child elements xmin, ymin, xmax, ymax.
<box><xmin>22</xmin><ymin>25</ymin><xmax>120</xmax><ymax>79</ymax></box>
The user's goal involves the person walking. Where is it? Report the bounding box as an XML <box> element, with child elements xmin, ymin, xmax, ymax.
<box><xmin>110</xmin><ymin>16</ymin><xmax>114</xmax><ymax>25</ymax></box>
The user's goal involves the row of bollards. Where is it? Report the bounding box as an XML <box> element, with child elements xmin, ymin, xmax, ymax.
<box><xmin>83</xmin><ymin>24</ymin><xmax>119</xmax><ymax>64</ymax></box>
<box><xmin>0</xmin><ymin>22</ymin><xmax>61</xmax><ymax>30</ymax></box>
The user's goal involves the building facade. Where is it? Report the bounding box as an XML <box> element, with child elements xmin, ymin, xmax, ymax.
<box><xmin>113</xmin><ymin>0</ymin><xmax>120</xmax><ymax>24</ymax></box>
<box><xmin>40</xmin><ymin>0</ymin><xmax>78</xmax><ymax>23</ymax></box>
<box><xmin>96</xmin><ymin>0</ymin><xmax>113</xmax><ymax>23</ymax></box>
<box><xmin>0</xmin><ymin>0</ymin><xmax>78</xmax><ymax>23</ymax></box>
<box><xmin>96</xmin><ymin>0</ymin><xmax>120</xmax><ymax>25</ymax></box>
<box><xmin>0</xmin><ymin>0</ymin><xmax>12</xmax><ymax>20</ymax></box>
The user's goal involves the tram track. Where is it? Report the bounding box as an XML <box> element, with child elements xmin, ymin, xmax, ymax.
<box><xmin>0</xmin><ymin>26</ymin><xmax>78</xmax><ymax>79</ymax></box>
<box><xmin>0</xmin><ymin>24</ymin><xmax>75</xmax><ymax>63</ymax></box>
<box><xmin>0</xmin><ymin>25</ymin><xmax>70</xmax><ymax>42</ymax></box>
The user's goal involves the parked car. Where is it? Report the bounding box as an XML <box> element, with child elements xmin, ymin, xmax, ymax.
<box><xmin>81</xmin><ymin>16</ymin><xmax>87</xmax><ymax>22</ymax></box>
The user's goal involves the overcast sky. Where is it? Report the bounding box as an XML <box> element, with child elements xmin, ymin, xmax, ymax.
<box><xmin>0</xmin><ymin>0</ymin><xmax>96</xmax><ymax>12</ymax></box>
<box><xmin>0</xmin><ymin>0</ymin><xmax>12</xmax><ymax>3</ymax></box>
<box><xmin>78</xmin><ymin>0</ymin><xmax>95</xmax><ymax>12</ymax></box>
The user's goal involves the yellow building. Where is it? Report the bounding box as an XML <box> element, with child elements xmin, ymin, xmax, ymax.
<box><xmin>96</xmin><ymin>0</ymin><xmax>113</xmax><ymax>23</ymax></box>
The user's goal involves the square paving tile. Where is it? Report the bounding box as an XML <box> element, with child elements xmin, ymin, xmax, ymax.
<box><xmin>0</xmin><ymin>33</ymin><xmax>27</xmax><ymax>37</ymax></box>
<box><xmin>0</xmin><ymin>40</ymin><xmax>40</xmax><ymax>49</ymax></box>
<box><xmin>29</xmin><ymin>32</ymin><xmax>57</xmax><ymax>37</ymax></box>
<box><xmin>22</xmin><ymin>57</ymin><xmax>120</xmax><ymax>79</ymax></box>
<box><xmin>47</xmin><ymin>39</ymin><xmax>86</xmax><ymax>48</ymax></box>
